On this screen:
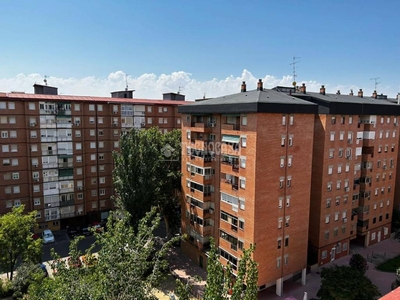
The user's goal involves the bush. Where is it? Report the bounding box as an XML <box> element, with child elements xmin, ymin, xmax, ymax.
<box><xmin>349</xmin><ymin>253</ymin><xmax>369</xmax><ymax>274</ymax></box>
<box><xmin>0</xmin><ymin>278</ymin><xmax>14</xmax><ymax>297</ymax></box>
<box><xmin>12</xmin><ymin>263</ymin><xmax>46</xmax><ymax>299</ymax></box>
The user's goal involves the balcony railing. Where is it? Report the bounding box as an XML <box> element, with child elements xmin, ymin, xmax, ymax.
<box><xmin>222</xmin><ymin>123</ymin><xmax>240</xmax><ymax>131</ymax></box>
<box><xmin>60</xmin><ymin>199</ymin><xmax>74</xmax><ymax>207</ymax></box>
<box><xmin>60</xmin><ymin>212</ymin><xmax>76</xmax><ymax>219</ymax></box>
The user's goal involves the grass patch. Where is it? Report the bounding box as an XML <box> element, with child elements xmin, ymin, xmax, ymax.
<box><xmin>376</xmin><ymin>254</ymin><xmax>400</xmax><ymax>272</ymax></box>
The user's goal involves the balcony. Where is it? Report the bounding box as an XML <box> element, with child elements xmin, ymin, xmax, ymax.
<box><xmin>220</xmin><ymin>177</ymin><xmax>239</xmax><ymax>192</ymax></box>
<box><xmin>60</xmin><ymin>199</ymin><xmax>74</xmax><ymax>207</ymax></box>
<box><xmin>58</xmin><ymin>162</ymin><xmax>73</xmax><ymax>168</ymax></box>
<box><xmin>222</xmin><ymin>123</ymin><xmax>240</xmax><ymax>131</ymax></box>
<box><xmin>190</xmin><ymin>122</ymin><xmax>213</xmax><ymax>133</ymax></box>
<box><xmin>45</xmin><ymin>215</ymin><xmax>60</xmax><ymax>221</ymax></box>
<box><xmin>191</xmin><ymin>139</ymin><xmax>210</xmax><ymax>151</ymax></box>
<box><xmin>60</xmin><ymin>212</ymin><xmax>76</xmax><ymax>219</ymax></box>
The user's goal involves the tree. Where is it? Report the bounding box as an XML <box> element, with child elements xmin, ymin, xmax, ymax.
<box><xmin>204</xmin><ymin>239</ymin><xmax>258</xmax><ymax>300</ymax></box>
<box><xmin>349</xmin><ymin>253</ymin><xmax>368</xmax><ymax>274</ymax></box>
<box><xmin>0</xmin><ymin>205</ymin><xmax>42</xmax><ymax>281</ymax></box>
<box><xmin>317</xmin><ymin>265</ymin><xmax>381</xmax><ymax>300</ymax></box>
<box><xmin>27</xmin><ymin>208</ymin><xmax>179</xmax><ymax>300</ymax></box>
<box><xmin>113</xmin><ymin>128</ymin><xmax>181</xmax><ymax>238</ymax></box>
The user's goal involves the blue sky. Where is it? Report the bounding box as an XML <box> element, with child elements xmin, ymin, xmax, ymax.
<box><xmin>0</xmin><ymin>0</ymin><xmax>399</xmax><ymax>99</ymax></box>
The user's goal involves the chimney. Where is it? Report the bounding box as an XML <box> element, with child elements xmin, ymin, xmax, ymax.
<box><xmin>336</xmin><ymin>90</ymin><xmax>341</xmax><ymax>95</ymax></box>
<box><xmin>241</xmin><ymin>81</ymin><xmax>246</xmax><ymax>93</ymax></box>
<box><xmin>372</xmin><ymin>90</ymin><xmax>377</xmax><ymax>99</ymax></box>
<box><xmin>358</xmin><ymin>89</ymin><xmax>363</xmax><ymax>98</ymax></box>
<box><xmin>257</xmin><ymin>79</ymin><xmax>263</xmax><ymax>91</ymax></box>
<box><xmin>349</xmin><ymin>89</ymin><xmax>354</xmax><ymax>96</ymax></box>
<box><xmin>300</xmin><ymin>83</ymin><xmax>306</xmax><ymax>94</ymax></box>
<box><xmin>320</xmin><ymin>85</ymin><xmax>326</xmax><ymax>95</ymax></box>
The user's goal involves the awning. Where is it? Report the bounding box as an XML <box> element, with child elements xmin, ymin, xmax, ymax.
<box><xmin>222</xmin><ymin>135</ymin><xmax>240</xmax><ymax>144</ymax></box>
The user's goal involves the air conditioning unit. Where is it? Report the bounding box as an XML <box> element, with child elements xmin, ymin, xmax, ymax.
<box><xmin>343</xmin><ymin>218</ymin><xmax>347</xmax><ymax>223</ymax></box>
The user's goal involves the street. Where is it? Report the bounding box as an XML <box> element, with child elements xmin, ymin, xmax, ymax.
<box><xmin>41</xmin><ymin>230</ymin><xmax>100</xmax><ymax>262</ymax></box>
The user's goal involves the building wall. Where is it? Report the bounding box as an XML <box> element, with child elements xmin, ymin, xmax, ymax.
<box><xmin>0</xmin><ymin>95</ymin><xmax>183</xmax><ymax>232</ymax></box>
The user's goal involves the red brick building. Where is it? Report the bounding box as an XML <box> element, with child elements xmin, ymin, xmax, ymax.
<box><xmin>293</xmin><ymin>86</ymin><xmax>399</xmax><ymax>266</ymax></box>
<box><xmin>179</xmin><ymin>81</ymin><xmax>400</xmax><ymax>296</ymax></box>
<box><xmin>178</xmin><ymin>80</ymin><xmax>317</xmax><ymax>296</ymax></box>
<box><xmin>0</xmin><ymin>84</ymin><xmax>185</xmax><ymax>232</ymax></box>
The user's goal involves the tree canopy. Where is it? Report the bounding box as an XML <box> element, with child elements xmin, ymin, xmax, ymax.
<box><xmin>113</xmin><ymin>128</ymin><xmax>181</xmax><ymax>238</ymax></box>
<box><xmin>0</xmin><ymin>205</ymin><xmax>41</xmax><ymax>281</ymax></box>
<box><xmin>204</xmin><ymin>238</ymin><xmax>259</xmax><ymax>300</ymax></box>
<box><xmin>27</xmin><ymin>209</ymin><xmax>178</xmax><ymax>300</ymax></box>
<box><xmin>316</xmin><ymin>265</ymin><xmax>381</xmax><ymax>300</ymax></box>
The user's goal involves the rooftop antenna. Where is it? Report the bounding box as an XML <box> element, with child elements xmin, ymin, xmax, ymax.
<box><xmin>290</xmin><ymin>56</ymin><xmax>301</xmax><ymax>88</ymax></box>
<box><xmin>44</xmin><ymin>75</ymin><xmax>49</xmax><ymax>86</ymax></box>
<box><xmin>125</xmin><ymin>73</ymin><xmax>129</xmax><ymax>91</ymax></box>
<box><xmin>178</xmin><ymin>86</ymin><xmax>182</xmax><ymax>95</ymax></box>
<box><xmin>370</xmin><ymin>77</ymin><xmax>380</xmax><ymax>91</ymax></box>
<box><xmin>203</xmin><ymin>93</ymin><xmax>206</xmax><ymax>99</ymax></box>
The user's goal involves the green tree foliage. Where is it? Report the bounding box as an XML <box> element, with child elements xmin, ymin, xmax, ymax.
<box><xmin>12</xmin><ymin>262</ymin><xmax>47</xmax><ymax>299</ymax></box>
<box><xmin>317</xmin><ymin>265</ymin><xmax>381</xmax><ymax>300</ymax></box>
<box><xmin>113</xmin><ymin>128</ymin><xmax>181</xmax><ymax>238</ymax></box>
<box><xmin>0</xmin><ymin>205</ymin><xmax>42</xmax><ymax>281</ymax></box>
<box><xmin>349</xmin><ymin>253</ymin><xmax>369</xmax><ymax>275</ymax></box>
<box><xmin>204</xmin><ymin>239</ymin><xmax>258</xmax><ymax>300</ymax></box>
<box><xmin>27</xmin><ymin>209</ymin><xmax>179</xmax><ymax>300</ymax></box>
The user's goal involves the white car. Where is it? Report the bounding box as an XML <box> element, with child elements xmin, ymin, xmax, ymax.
<box><xmin>42</xmin><ymin>229</ymin><xmax>55</xmax><ymax>244</ymax></box>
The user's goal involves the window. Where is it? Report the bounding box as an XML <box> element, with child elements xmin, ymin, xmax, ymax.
<box><xmin>14</xmin><ymin>186</ymin><xmax>21</xmax><ymax>193</ymax></box>
<box><xmin>325</xmin><ymin>215</ymin><xmax>330</xmax><ymax>224</ymax></box>
<box><xmin>280</xmin><ymin>157</ymin><xmax>285</xmax><ymax>168</ymax></box>
<box><xmin>281</xmin><ymin>136</ymin><xmax>285</xmax><ymax>147</ymax></box>
<box><xmin>278</xmin><ymin>197</ymin><xmax>283</xmax><ymax>209</ymax></box>
<box><xmin>148</xmin><ymin>117</ymin><xmax>153</xmax><ymax>124</ymax></box>
<box><xmin>89</xmin><ymin>104</ymin><xmax>95</xmax><ymax>111</ymax></box>
<box><xmin>326</xmin><ymin>198</ymin><xmax>331</xmax><ymax>208</ymax></box>
<box><xmin>286</xmin><ymin>196</ymin><xmax>290</xmax><ymax>207</ymax></box>
<box><xmin>324</xmin><ymin>231</ymin><xmax>329</xmax><ymax>240</ymax></box>
<box><xmin>282</xmin><ymin>115</ymin><xmax>286</xmax><ymax>125</ymax></box>
<box><xmin>240</xmin><ymin>157</ymin><xmax>246</xmax><ymax>168</ymax></box>
<box><xmin>338</xmin><ymin>165</ymin><xmax>342</xmax><ymax>174</ymax></box>
<box><xmin>330</xmin><ymin>132</ymin><xmax>335</xmax><ymax>141</ymax></box>
<box><xmin>345</xmin><ymin>163</ymin><xmax>350</xmax><ymax>172</ymax></box>
<box><xmin>89</xmin><ymin>117</ymin><xmax>95</xmax><ymax>124</ymax></box>
<box><xmin>329</xmin><ymin>149</ymin><xmax>334</xmax><ymax>158</ymax></box>
<box><xmin>241</xmin><ymin>115</ymin><xmax>247</xmax><ymax>126</ymax></box>
<box><xmin>285</xmin><ymin>216</ymin><xmax>290</xmax><ymax>227</ymax></box>
<box><xmin>99</xmin><ymin>154</ymin><xmax>104</xmax><ymax>160</ymax></box>
<box><xmin>91</xmin><ymin>190</ymin><xmax>97</xmax><ymax>197</ymax></box>
<box><xmin>0</xmin><ymin>102</ymin><xmax>5</xmax><ymax>109</ymax></box>
<box><xmin>158</xmin><ymin>107</ymin><xmax>163</xmax><ymax>113</ymax></box>
<box><xmin>335</xmin><ymin>212</ymin><xmax>339</xmax><ymax>221</ymax></box>
<box><xmin>2</xmin><ymin>145</ymin><xmax>9</xmax><ymax>152</ymax></box>
<box><xmin>76</xmin><ymin>168</ymin><xmax>82</xmax><ymax>175</ymax></box>
<box><xmin>371</xmin><ymin>232</ymin><xmax>376</xmax><ymax>240</ymax></box>
<box><xmin>99</xmin><ymin>165</ymin><xmax>105</xmax><ymax>172</ymax></box>
<box><xmin>287</xmin><ymin>176</ymin><xmax>292</xmax><ymax>187</ymax></box>
<box><xmin>34</xmin><ymin>198</ymin><xmax>41</xmax><ymax>206</ymax></box>
<box><xmin>339</xmin><ymin>131</ymin><xmax>344</xmax><ymax>140</ymax></box>
<box><xmin>1</xmin><ymin>131</ymin><xmax>8</xmax><ymax>138</ymax></box>
<box><xmin>12</xmin><ymin>172</ymin><xmax>19</xmax><ymax>180</ymax></box>
<box><xmin>284</xmin><ymin>255</ymin><xmax>289</xmax><ymax>266</ymax></box>
<box><xmin>285</xmin><ymin>236</ymin><xmax>289</xmax><ymax>247</ymax></box>
<box><xmin>91</xmin><ymin>154</ymin><xmax>96</xmax><ymax>161</ymax></box>
<box><xmin>90</xmin><ymin>142</ymin><xmax>96</xmax><ymax>149</ymax></box>
<box><xmin>99</xmin><ymin>141</ymin><xmax>104</xmax><ymax>148</ymax></box>
<box><xmin>331</xmin><ymin>116</ymin><xmax>336</xmax><ymax>124</ymax></box>
<box><xmin>277</xmin><ymin>257</ymin><xmax>281</xmax><ymax>269</ymax></box>
<box><xmin>91</xmin><ymin>166</ymin><xmax>97</xmax><ymax>173</ymax></box>
<box><xmin>163</xmin><ymin>107</ymin><xmax>168</xmax><ymax>112</ymax></box>
<box><xmin>289</xmin><ymin>115</ymin><xmax>294</xmax><ymax>125</ymax></box>
<box><xmin>279</xmin><ymin>177</ymin><xmax>284</xmax><ymax>189</ymax></box>
<box><xmin>288</xmin><ymin>156</ymin><xmax>292</xmax><ymax>167</ymax></box>
<box><xmin>240</xmin><ymin>178</ymin><xmax>246</xmax><ymax>189</ymax></box>
<box><xmin>114</xmin><ymin>141</ymin><xmax>119</xmax><ymax>148</ymax></box>
<box><xmin>100</xmin><ymin>177</ymin><xmax>105</xmax><ymax>184</ymax></box>
<box><xmin>335</xmin><ymin>196</ymin><xmax>340</xmax><ymax>206</ymax></box>
<box><xmin>277</xmin><ymin>239</ymin><xmax>282</xmax><ymax>249</ymax></box>
<box><xmin>328</xmin><ymin>165</ymin><xmax>333</xmax><ymax>175</ymax></box>
<box><xmin>288</xmin><ymin>135</ymin><xmax>293</xmax><ymax>146</ymax></box>
<box><xmin>147</xmin><ymin>106</ymin><xmax>152</xmax><ymax>113</ymax></box>
<box><xmin>74</xmin><ymin>104</ymin><xmax>80</xmax><ymax>111</ymax></box>
<box><xmin>90</xmin><ymin>129</ymin><xmax>95</xmax><ymax>136</ymax></box>
<box><xmin>76</xmin><ymin>143</ymin><xmax>82</xmax><ymax>150</ymax></box>
<box><xmin>97</xmin><ymin>104</ymin><xmax>103</xmax><ymax>111</ymax></box>
<box><xmin>278</xmin><ymin>218</ymin><xmax>283</xmax><ymax>229</ymax></box>
<box><xmin>241</xmin><ymin>137</ymin><xmax>247</xmax><ymax>148</ymax></box>
<box><xmin>8</xmin><ymin>102</ymin><xmax>15</xmax><ymax>109</ymax></box>
<box><xmin>100</xmin><ymin>189</ymin><xmax>106</xmax><ymax>195</ymax></box>
<box><xmin>322</xmin><ymin>250</ymin><xmax>327</xmax><ymax>259</ymax></box>
<box><xmin>327</xmin><ymin>182</ymin><xmax>332</xmax><ymax>191</ymax></box>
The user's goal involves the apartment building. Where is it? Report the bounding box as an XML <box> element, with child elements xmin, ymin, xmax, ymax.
<box><xmin>0</xmin><ymin>83</ymin><xmax>185</xmax><ymax>232</ymax></box>
<box><xmin>292</xmin><ymin>85</ymin><xmax>400</xmax><ymax>266</ymax></box>
<box><xmin>178</xmin><ymin>80</ymin><xmax>318</xmax><ymax>296</ymax></box>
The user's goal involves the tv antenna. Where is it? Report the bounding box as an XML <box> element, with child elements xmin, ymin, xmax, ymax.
<box><xmin>44</xmin><ymin>75</ymin><xmax>49</xmax><ymax>86</ymax></box>
<box><xmin>178</xmin><ymin>86</ymin><xmax>182</xmax><ymax>95</ymax></box>
<box><xmin>290</xmin><ymin>56</ymin><xmax>301</xmax><ymax>87</ymax></box>
<box><xmin>125</xmin><ymin>73</ymin><xmax>129</xmax><ymax>91</ymax></box>
<box><xmin>370</xmin><ymin>77</ymin><xmax>380</xmax><ymax>91</ymax></box>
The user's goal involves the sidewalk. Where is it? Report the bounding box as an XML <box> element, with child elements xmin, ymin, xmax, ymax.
<box><xmin>258</xmin><ymin>238</ymin><xmax>400</xmax><ymax>299</ymax></box>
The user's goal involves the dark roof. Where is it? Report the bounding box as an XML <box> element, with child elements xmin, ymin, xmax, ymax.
<box><xmin>178</xmin><ymin>89</ymin><xmax>318</xmax><ymax>114</ymax></box>
<box><xmin>293</xmin><ymin>92</ymin><xmax>400</xmax><ymax>115</ymax></box>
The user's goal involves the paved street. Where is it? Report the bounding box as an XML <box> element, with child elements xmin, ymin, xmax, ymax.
<box><xmin>41</xmin><ymin>229</ymin><xmax>99</xmax><ymax>262</ymax></box>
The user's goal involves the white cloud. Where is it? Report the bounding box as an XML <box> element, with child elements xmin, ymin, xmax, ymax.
<box><xmin>0</xmin><ymin>70</ymin><xmax>397</xmax><ymax>100</ymax></box>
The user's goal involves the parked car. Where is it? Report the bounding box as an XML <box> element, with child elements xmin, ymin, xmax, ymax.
<box><xmin>42</xmin><ymin>229</ymin><xmax>55</xmax><ymax>244</ymax></box>
<box><xmin>32</xmin><ymin>233</ymin><xmax>40</xmax><ymax>240</ymax></box>
<box><xmin>91</xmin><ymin>222</ymin><xmax>104</xmax><ymax>233</ymax></box>
<box><xmin>81</xmin><ymin>225</ymin><xmax>93</xmax><ymax>236</ymax></box>
<box><xmin>67</xmin><ymin>226</ymin><xmax>81</xmax><ymax>238</ymax></box>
